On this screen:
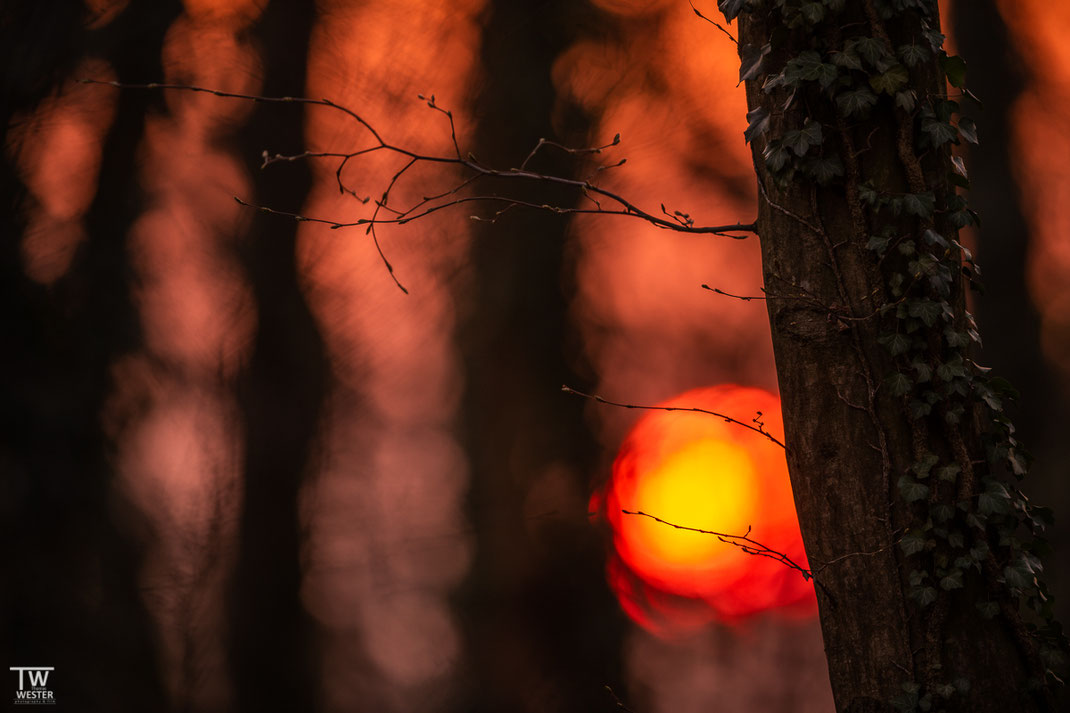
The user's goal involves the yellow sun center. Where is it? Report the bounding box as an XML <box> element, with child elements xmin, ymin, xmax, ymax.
<box><xmin>629</xmin><ymin>438</ymin><xmax>757</xmax><ymax>568</ymax></box>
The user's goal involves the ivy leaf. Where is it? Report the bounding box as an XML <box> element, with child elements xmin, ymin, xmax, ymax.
<box><xmin>763</xmin><ymin>142</ymin><xmax>790</xmax><ymax>172</ymax></box>
<box><xmin>934</xmin><ymin>98</ymin><xmax>959</xmax><ymax>122</ymax></box>
<box><xmin>978</xmin><ymin>491</ymin><xmax>1009</xmax><ymax>516</ymax></box>
<box><xmin>807</xmin><ymin>155</ymin><xmax>844</xmax><ymax>183</ymax></box>
<box><xmin>932</xmin><ymin>504</ymin><xmax>954</xmax><ymax>524</ymax></box>
<box><xmin>1008</xmin><ymin>449</ymin><xmax>1029</xmax><ymax>476</ymax></box>
<box><xmin>836</xmin><ymin>87</ymin><xmax>878</xmax><ymax>116</ymax></box>
<box><xmin>908</xmin><ymin>300</ymin><xmax>942</xmax><ymax>327</ymax></box>
<box><xmin>922</xmin><ymin>229</ymin><xmax>948</xmax><ymax>249</ymax></box>
<box><xmin>831</xmin><ymin>49</ymin><xmax>863</xmax><ymax>71</ymax></box>
<box><xmin>895</xmin><ymin>90</ymin><xmax>917</xmax><ymax>112</ymax></box>
<box><xmin>898</xmin><ymin>475</ymin><xmax>930</xmax><ymax>502</ymax></box>
<box><xmin>740</xmin><ymin>43</ymin><xmax>771</xmax><ymax>84</ymax></box>
<box><xmin>1004</xmin><ymin>565</ymin><xmax>1031</xmax><ymax>589</ymax></box>
<box><xmin>898</xmin><ymin>43</ymin><xmax>928</xmax><ymax>67</ymax></box>
<box><xmin>912</xmin><ymin>453</ymin><xmax>939</xmax><ymax>478</ymax></box>
<box><xmin>922</xmin><ymin>117</ymin><xmax>958</xmax><ymax>146</ymax></box>
<box><xmin>902</xmin><ymin>192</ymin><xmax>935</xmax><ymax>218</ymax></box>
<box><xmin>900</xmin><ymin>530</ymin><xmax>928</xmax><ymax>556</ymax></box>
<box><xmin>866</xmin><ymin>234</ymin><xmax>890</xmax><ymax>254</ymax></box>
<box><xmin>951</xmin><ymin>155</ymin><xmax>968</xmax><ymax>180</ymax></box>
<box><xmin>911</xmin><ymin>359</ymin><xmax>932</xmax><ymax>383</ymax></box>
<box><xmin>784</xmin><ymin>51</ymin><xmax>828</xmax><ymax>86</ymax></box>
<box><xmin>940</xmin><ymin>569</ymin><xmax>964</xmax><ymax>590</ymax></box>
<box><xmin>858</xmin><ymin>183</ymin><xmax>879</xmax><ymax>205</ymax></box>
<box><xmin>887</xmin><ymin>372</ymin><xmax>913</xmax><ymax>396</ymax></box>
<box><xmin>800</xmin><ymin>2</ymin><xmax>825</xmax><ymax>24</ymax></box>
<box><xmin>936</xmin><ymin>464</ymin><xmax>961</xmax><ymax>482</ymax></box>
<box><xmin>934</xmin><ymin>684</ymin><xmax>956</xmax><ymax>699</ymax></box>
<box><xmin>783</xmin><ymin>119</ymin><xmax>824</xmax><ymax>156</ymax></box>
<box><xmin>851</xmin><ymin>36</ymin><xmax>890</xmax><ymax>69</ymax></box>
<box><xmin>942</xmin><ymin>53</ymin><xmax>967</xmax><ymax>87</ymax></box>
<box><xmin>717</xmin><ymin>0</ymin><xmax>745</xmax><ymax>22</ymax></box>
<box><xmin>976</xmin><ymin>600</ymin><xmax>1000</xmax><ymax>619</ymax></box>
<box><xmin>783</xmin><ymin>50</ymin><xmax>838</xmax><ymax>88</ymax></box>
<box><xmin>924</xmin><ymin>28</ymin><xmax>946</xmax><ymax>52</ymax></box>
<box><xmin>958</xmin><ymin>117</ymin><xmax>979</xmax><ymax>144</ymax></box>
<box><xmin>744</xmin><ymin>106</ymin><xmax>770</xmax><ymax>144</ymax></box>
<box><xmin>880</xmin><ymin>332</ymin><xmax>911</xmax><ymax>356</ymax></box>
<box><xmin>869</xmin><ymin>64</ymin><xmax>909</xmax><ymax>95</ymax></box>
<box><xmin>911</xmin><ymin>585</ymin><xmax>938</xmax><ymax>607</ymax></box>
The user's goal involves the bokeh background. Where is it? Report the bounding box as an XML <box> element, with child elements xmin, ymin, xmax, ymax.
<box><xmin>3</xmin><ymin>1</ymin><xmax>1067</xmax><ymax>712</ymax></box>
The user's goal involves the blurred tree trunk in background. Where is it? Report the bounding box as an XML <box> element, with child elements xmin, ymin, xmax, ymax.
<box><xmin>953</xmin><ymin>0</ymin><xmax>1070</xmax><ymax>623</ymax></box>
<box><xmin>227</xmin><ymin>2</ymin><xmax>328</xmax><ymax>712</ymax></box>
<box><xmin>2</xmin><ymin>2</ymin><xmax>180</xmax><ymax>710</ymax></box>
<box><xmin>451</xmin><ymin>1</ymin><xmax>625</xmax><ymax>711</ymax></box>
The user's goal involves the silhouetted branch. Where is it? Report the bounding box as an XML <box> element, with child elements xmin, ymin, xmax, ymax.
<box><xmin>621</xmin><ymin>510</ymin><xmax>812</xmax><ymax>581</ymax></box>
<box><xmin>700</xmin><ymin>283</ymin><xmax>767</xmax><ymax>301</ymax></box>
<box><xmin>604</xmin><ymin>685</ymin><xmax>638</xmax><ymax>713</ymax></box>
<box><xmin>689</xmin><ymin>1</ymin><xmax>738</xmax><ymax>46</ymax></box>
<box><xmin>80</xmin><ymin>79</ymin><xmax>757</xmax><ymax>294</ymax></box>
<box><xmin>561</xmin><ymin>384</ymin><xmax>786</xmax><ymax>449</ymax></box>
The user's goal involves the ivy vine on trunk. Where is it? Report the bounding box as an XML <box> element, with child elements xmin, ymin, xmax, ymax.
<box><xmin>728</xmin><ymin>0</ymin><xmax>1066</xmax><ymax>710</ymax></box>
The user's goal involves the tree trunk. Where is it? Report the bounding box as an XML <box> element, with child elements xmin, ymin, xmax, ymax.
<box><xmin>452</xmin><ymin>1</ymin><xmax>624</xmax><ymax>710</ymax></box>
<box><xmin>227</xmin><ymin>2</ymin><xmax>327</xmax><ymax>711</ymax></box>
<box><xmin>953</xmin><ymin>0</ymin><xmax>1070</xmax><ymax>626</ymax></box>
<box><xmin>2</xmin><ymin>2</ymin><xmax>181</xmax><ymax>710</ymax></box>
<box><xmin>736</xmin><ymin>2</ymin><xmax>1061</xmax><ymax>711</ymax></box>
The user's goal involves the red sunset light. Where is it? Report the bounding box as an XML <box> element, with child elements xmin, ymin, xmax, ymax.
<box><xmin>598</xmin><ymin>385</ymin><xmax>816</xmax><ymax>633</ymax></box>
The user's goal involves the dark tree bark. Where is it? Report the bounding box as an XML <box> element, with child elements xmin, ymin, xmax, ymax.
<box><xmin>226</xmin><ymin>2</ymin><xmax>327</xmax><ymax>711</ymax></box>
<box><xmin>2</xmin><ymin>2</ymin><xmax>181</xmax><ymax>711</ymax></box>
<box><xmin>737</xmin><ymin>2</ymin><xmax>1061</xmax><ymax>711</ymax></box>
<box><xmin>451</xmin><ymin>1</ymin><xmax>624</xmax><ymax>711</ymax></box>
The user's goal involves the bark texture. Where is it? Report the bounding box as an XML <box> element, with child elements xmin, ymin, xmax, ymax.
<box><xmin>738</xmin><ymin>5</ymin><xmax>1055</xmax><ymax>712</ymax></box>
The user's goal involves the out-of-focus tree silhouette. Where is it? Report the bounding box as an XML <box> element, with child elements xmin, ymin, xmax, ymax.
<box><xmin>451</xmin><ymin>2</ymin><xmax>625</xmax><ymax>712</ymax></box>
<box><xmin>227</xmin><ymin>2</ymin><xmax>328</xmax><ymax>712</ymax></box>
<box><xmin>954</xmin><ymin>0</ymin><xmax>1070</xmax><ymax>621</ymax></box>
<box><xmin>2</xmin><ymin>2</ymin><xmax>181</xmax><ymax>711</ymax></box>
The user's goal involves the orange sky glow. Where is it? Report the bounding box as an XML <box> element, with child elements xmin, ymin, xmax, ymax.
<box><xmin>10</xmin><ymin>1</ymin><xmax>1069</xmax><ymax>712</ymax></box>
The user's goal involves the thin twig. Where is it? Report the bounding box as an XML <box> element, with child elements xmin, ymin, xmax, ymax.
<box><xmin>83</xmin><ymin>79</ymin><xmax>759</xmax><ymax>293</ymax></box>
<box><xmin>561</xmin><ymin>384</ymin><xmax>785</xmax><ymax>450</ymax></box>
<box><xmin>689</xmin><ymin>1</ymin><xmax>738</xmax><ymax>46</ymax></box>
<box><xmin>622</xmin><ymin>510</ymin><xmax>812</xmax><ymax>581</ymax></box>
<box><xmin>604</xmin><ymin>685</ymin><xmax>638</xmax><ymax>713</ymax></box>
<box><xmin>701</xmin><ymin>284</ymin><xmax>767</xmax><ymax>301</ymax></box>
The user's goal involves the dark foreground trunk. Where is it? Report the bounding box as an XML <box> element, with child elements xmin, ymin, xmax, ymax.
<box><xmin>737</xmin><ymin>3</ymin><xmax>1061</xmax><ymax>711</ymax></box>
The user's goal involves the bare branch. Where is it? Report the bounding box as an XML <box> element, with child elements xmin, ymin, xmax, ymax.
<box><xmin>83</xmin><ymin>79</ymin><xmax>758</xmax><ymax>294</ymax></box>
<box><xmin>562</xmin><ymin>384</ymin><xmax>786</xmax><ymax>450</ymax></box>
<box><xmin>621</xmin><ymin>510</ymin><xmax>812</xmax><ymax>581</ymax></box>
<box><xmin>688</xmin><ymin>1</ymin><xmax>738</xmax><ymax>46</ymax></box>
<box><xmin>700</xmin><ymin>283</ymin><xmax>767</xmax><ymax>301</ymax></box>
<box><xmin>604</xmin><ymin>685</ymin><xmax>638</xmax><ymax>713</ymax></box>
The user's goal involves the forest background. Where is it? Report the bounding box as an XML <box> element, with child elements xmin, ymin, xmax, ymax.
<box><xmin>3</xmin><ymin>1</ymin><xmax>1069</xmax><ymax>712</ymax></box>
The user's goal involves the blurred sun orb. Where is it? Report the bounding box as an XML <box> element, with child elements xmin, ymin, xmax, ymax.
<box><xmin>597</xmin><ymin>385</ymin><xmax>816</xmax><ymax>632</ymax></box>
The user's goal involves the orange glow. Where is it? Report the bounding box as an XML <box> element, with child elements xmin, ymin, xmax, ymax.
<box><xmin>599</xmin><ymin>385</ymin><xmax>815</xmax><ymax>632</ymax></box>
